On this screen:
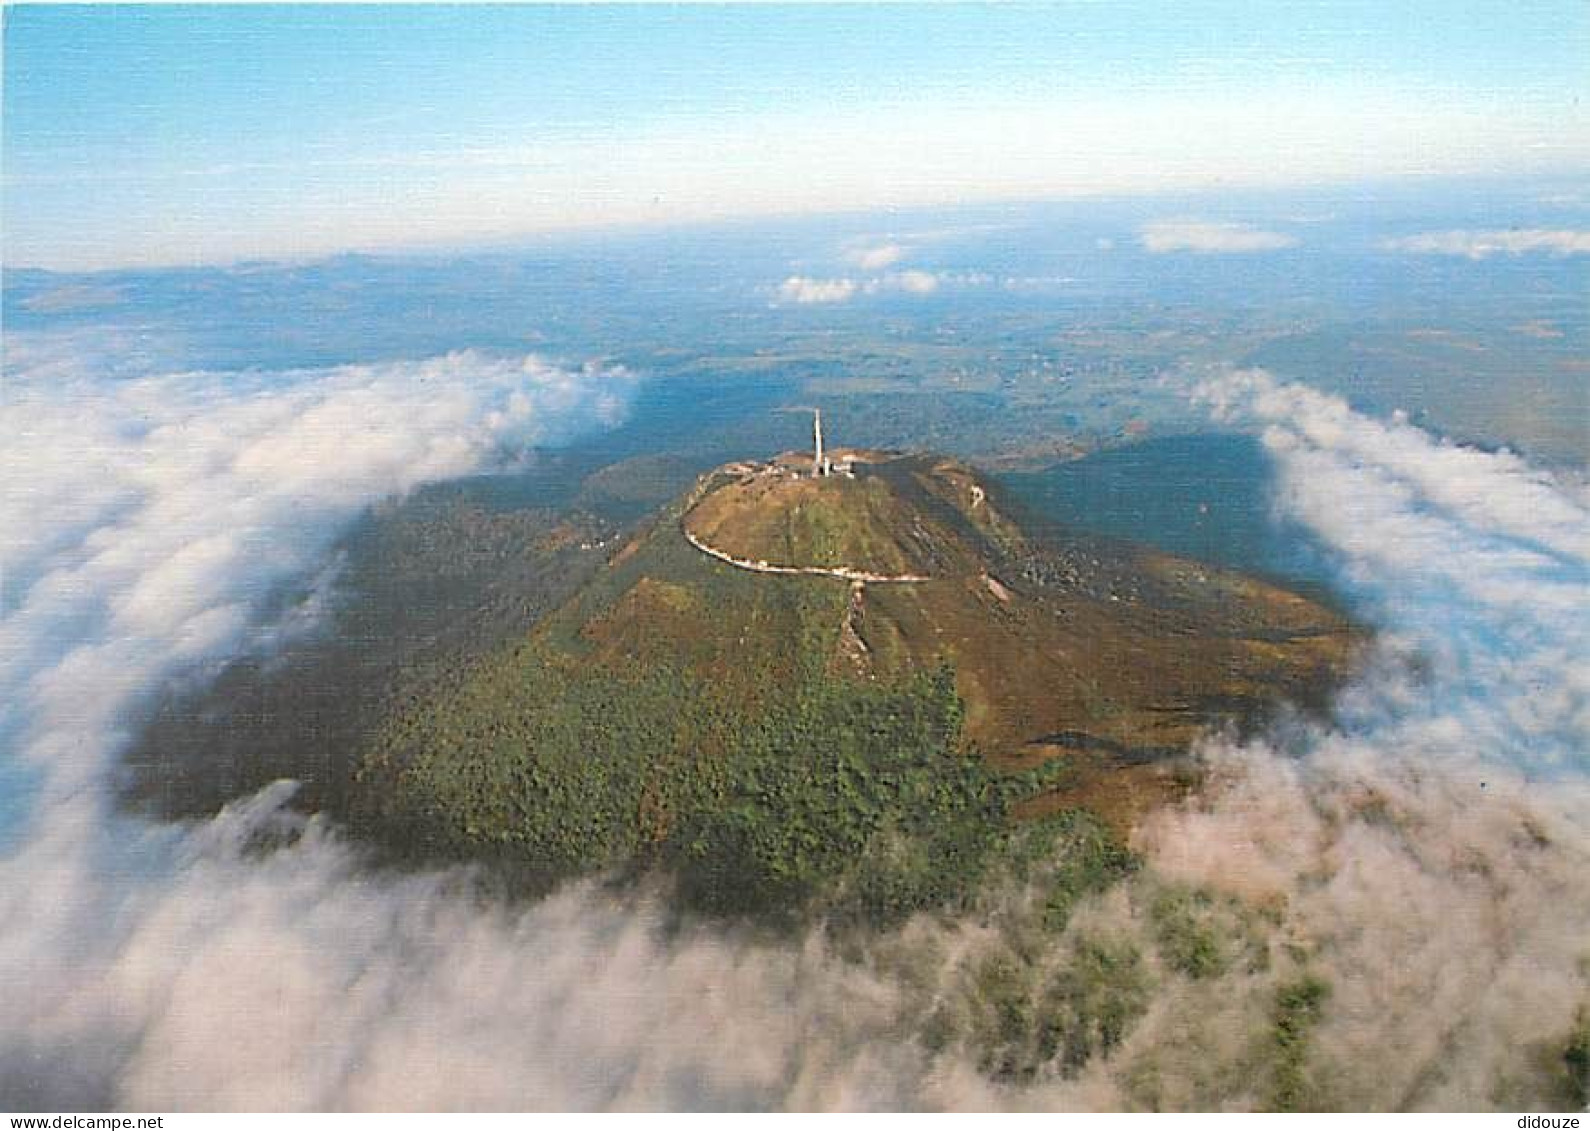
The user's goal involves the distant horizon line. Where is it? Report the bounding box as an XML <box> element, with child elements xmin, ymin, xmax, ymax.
<box><xmin>6</xmin><ymin>169</ymin><xmax>1588</xmax><ymax>277</ymax></box>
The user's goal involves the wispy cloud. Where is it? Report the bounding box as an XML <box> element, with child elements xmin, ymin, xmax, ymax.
<box><xmin>1383</xmin><ymin>228</ymin><xmax>1590</xmax><ymax>259</ymax></box>
<box><xmin>775</xmin><ymin>270</ymin><xmax>990</xmax><ymax>305</ymax></box>
<box><xmin>776</xmin><ymin>276</ymin><xmax>860</xmax><ymax>304</ymax></box>
<box><xmin>886</xmin><ymin>269</ymin><xmax>940</xmax><ymax>295</ymax></box>
<box><xmin>18</xmin><ymin>284</ymin><xmax>125</xmax><ymax>314</ymax></box>
<box><xmin>844</xmin><ymin>242</ymin><xmax>907</xmax><ymax>271</ymax></box>
<box><xmin>1140</xmin><ymin>220</ymin><xmax>1299</xmax><ymax>253</ymax></box>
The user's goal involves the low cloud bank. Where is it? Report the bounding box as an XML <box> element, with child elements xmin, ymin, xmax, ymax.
<box><xmin>1384</xmin><ymin>228</ymin><xmax>1590</xmax><ymax>259</ymax></box>
<box><xmin>1138</xmin><ymin>369</ymin><xmax>1590</xmax><ymax>1107</ymax></box>
<box><xmin>0</xmin><ymin>341</ymin><xmax>632</xmax><ymax>822</ymax></box>
<box><xmin>1140</xmin><ymin>220</ymin><xmax>1299</xmax><ymax>254</ymax></box>
<box><xmin>1</xmin><ymin>341</ymin><xmax>1586</xmax><ymax>1109</ymax></box>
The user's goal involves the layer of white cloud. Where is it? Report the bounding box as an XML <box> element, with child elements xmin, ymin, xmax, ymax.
<box><xmin>775</xmin><ymin>270</ymin><xmax>992</xmax><ymax>305</ymax></box>
<box><xmin>1195</xmin><ymin>369</ymin><xmax>1590</xmax><ymax>782</ymax></box>
<box><xmin>776</xmin><ymin>276</ymin><xmax>859</xmax><ymax>304</ymax></box>
<box><xmin>1140</xmin><ymin>220</ymin><xmax>1299</xmax><ymax>253</ymax></box>
<box><xmin>887</xmin><ymin>268</ymin><xmax>940</xmax><ymax>294</ymax></box>
<box><xmin>1141</xmin><ymin>368</ymin><xmax>1590</xmax><ymax>1106</ymax></box>
<box><xmin>1382</xmin><ymin>228</ymin><xmax>1590</xmax><ymax>259</ymax></box>
<box><xmin>0</xmin><ymin>339</ymin><xmax>633</xmax><ymax>821</ymax></box>
<box><xmin>2</xmin><ymin>333</ymin><xmax>1587</xmax><ymax>1109</ymax></box>
<box><xmin>844</xmin><ymin>242</ymin><xmax>907</xmax><ymax>271</ymax></box>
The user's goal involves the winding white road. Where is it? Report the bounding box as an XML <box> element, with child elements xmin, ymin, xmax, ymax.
<box><xmin>682</xmin><ymin>527</ymin><xmax>929</xmax><ymax>584</ymax></box>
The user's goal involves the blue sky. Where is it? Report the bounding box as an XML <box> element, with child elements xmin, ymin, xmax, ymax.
<box><xmin>4</xmin><ymin>2</ymin><xmax>1588</xmax><ymax>270</ymax></box>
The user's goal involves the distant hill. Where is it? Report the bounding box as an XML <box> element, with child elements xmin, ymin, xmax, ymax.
<box><xmin>357</xmin><ymin>451</ymin><xmax>1358</xmax><ymax>921</ymax></box>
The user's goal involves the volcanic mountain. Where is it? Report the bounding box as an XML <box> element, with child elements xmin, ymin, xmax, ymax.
<box><xmin>358</xmin><ymin>450</ymin><xmax>1357</xmax><ymax>917</ymax></box>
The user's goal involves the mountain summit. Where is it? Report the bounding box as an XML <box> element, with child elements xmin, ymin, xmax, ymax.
<box><xmin>359</xmin><ymin>449</ymin><xmax>1357</xmax><ymax>917</ymax></box>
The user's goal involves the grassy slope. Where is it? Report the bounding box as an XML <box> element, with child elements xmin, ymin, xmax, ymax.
<box><xmin>361</xmin><ymin>493</ymin><xmax>1067</xmax><ymax>918</ymax></box>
